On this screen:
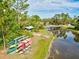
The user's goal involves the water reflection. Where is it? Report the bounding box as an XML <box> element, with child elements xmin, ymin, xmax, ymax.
<box><xmin>48</xmin><ymin>28</ymin><xmax>79</xmax><ymax>59</ymax></box>
<box><xmin>51</xmin><ymin>28</ymin><xmax>79</xmax><ymax>43</ymax></box>
<box><xmin>73</xmin><ymin>32</ymin><xmax>79</xmax><ymax>42</ymax></box>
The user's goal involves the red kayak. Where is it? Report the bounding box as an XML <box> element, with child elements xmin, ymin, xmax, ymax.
<box><xmin>17</xmin><ymin>38</ymin><xmax>32</xmax><ymax>53</ymax></box>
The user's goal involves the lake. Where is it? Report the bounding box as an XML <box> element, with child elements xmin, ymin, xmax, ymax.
<box><xmin>48</xmin><ymin>29</ymin><xmax>79</xmax><ymax>59</ymax></box>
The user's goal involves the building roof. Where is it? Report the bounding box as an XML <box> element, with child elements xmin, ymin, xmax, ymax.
<box><xmin>25</xmin><ymin>26</ymin><xmax>34</xmax><ymax>30</ymax></box>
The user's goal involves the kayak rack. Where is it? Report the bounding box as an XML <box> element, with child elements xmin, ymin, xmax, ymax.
<box><xmin>8</xmin><ymin>35</ymin><xmax>29</xmax><ymax>46</ymax></box>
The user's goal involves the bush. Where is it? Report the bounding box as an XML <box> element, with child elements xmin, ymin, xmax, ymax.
<box><xmin>16</xmin><ymin>30</ymin><xmax>33</xmax><ymax>37</ymax></box>
<box><xmin>5</xmin><ymin>30</ymin><xmax>33</xmax><ymax>44</ymax></box>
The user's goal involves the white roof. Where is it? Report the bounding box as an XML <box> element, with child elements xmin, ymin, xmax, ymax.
<box><xmin>25</xmin><ymin>26</ymin><xmax>34</xmax><ymax>29</ymax></box>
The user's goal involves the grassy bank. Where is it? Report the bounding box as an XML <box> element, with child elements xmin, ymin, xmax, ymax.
<box><xmin>30</xmin><ymin>30</ymin><xmax>55</xmax><ymax>59</ymax></box>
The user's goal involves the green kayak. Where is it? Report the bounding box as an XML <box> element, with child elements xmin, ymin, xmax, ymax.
<box><xmin>7</xmin><ymin>47</ymin><xmax>17</xmax><ymax>54</ymax></box>
<box><xmin>9</xmin><ymin>44</ymin><xmax>17</xmax><ymax>49</ymax></box>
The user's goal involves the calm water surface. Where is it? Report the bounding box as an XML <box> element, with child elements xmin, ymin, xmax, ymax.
<box><xmin>48</xmin><ymin>29</ymin><xmax>79</xmax><ymax>59</ymax></box>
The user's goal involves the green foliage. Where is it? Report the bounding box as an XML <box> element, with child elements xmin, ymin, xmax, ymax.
<box><xmin>0</xmin><ymin>38</ymin><xmax>3</xmax><ymax>45</ymax></box>
<box><xmin>42</xmin><ymin>13</ymin><xmax>72</xmax><ymax>25</ymax></box>
<box><xmin>74</xmin><ymin>19</ymin><xmax>79</xmax><ymax>30</ymax></box>
<box><xmin>16</xmin><ymin>30</ymin><xmax>33</xmax><ymax>37</ymax></box>
<box><xmin>0</xmin><ymin>0</ymin><xmax>3</xmax><ymax>2</ymax></box>
<box><xmin>0</xmin><ymin>0</ymin><xmax>29</xmax><ymax>49</ymax></box>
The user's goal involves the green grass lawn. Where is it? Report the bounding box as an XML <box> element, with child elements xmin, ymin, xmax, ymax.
<box><xmin>31</xmin><ymin>30</ymin><xmax>55</xmax><ymax>59</ymax></box>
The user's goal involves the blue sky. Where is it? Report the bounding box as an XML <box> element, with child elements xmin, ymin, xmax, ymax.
<box><xmin>27</xmin><ymin>0</ymin><xmax>79</xmax><ymax>18</ymax></box>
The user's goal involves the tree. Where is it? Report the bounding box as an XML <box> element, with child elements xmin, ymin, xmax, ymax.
<box><xmin>0</xmin><ymin>0</ymin><xmax>17</xmax><ymax>49</ymax></box>
<box><xmin>74</xmin><ymin>19</ymin><xmax>79</xmax><ymax>30</ymax></box>
<box><xmin>13</xmin><ymin>0</ymin><xmax>29</xmax><ymax>28</ymax></box>
<box><xmin>52</xmin><ymin>13</ymin><xmax>71</xmax><ymax>25</ymax></box>
<box><xmin>0</xmin><ymin>0</ymin><xmax>29</xmax><ymax>50</ymax></box>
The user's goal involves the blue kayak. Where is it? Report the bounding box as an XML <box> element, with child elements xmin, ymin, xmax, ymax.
<box><xmin>8</xmin><ymin>40</ymin><xmax>18</xmax><ymax>46</ymax></box>
<box><xmin>8</xmin><ymin>35</ymin><xmax>28</xmax><ymax>46</ymax></box>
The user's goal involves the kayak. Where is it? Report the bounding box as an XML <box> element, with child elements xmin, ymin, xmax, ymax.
<box><xmin>8</xmin><ymin>35</ymin><xmax>28</xmax><ymax>46</ymax></box>
<box><xmin>17</xmin><ymin>36</ymin><xmax>29</xmax><ymax>42</ymax></box>
<box><xmin>17</xmin><ymin>42</ymin><xmax>31</xmax><ymax>52</ymax></box>
<box><xmin>8</xmin><ymin>40</ymin><xmax>16</xmax><ymax>46</ymax></box>
<box><xmin>7</xmin><ymin>47</ymin><xmax>17</xmax><ymax>54</ymax></box>
<box><xmin>9</xmin><ymin>44</ymin><xmax>17</xmax><ymax>49</ymax></box>
<box><xmin>21</xmin><ymin>38</ymin><xmax>32</xmax><ymax>44</ymax></box>
<box><xmin>18</xmin><ymin>45</ymin><xmax>31</xmax><ymax>54</ymax></box>
<box><xmin>23</xmin><ymin>45</ymin><xmax>31</xmax><ymax>52</ymax></box>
